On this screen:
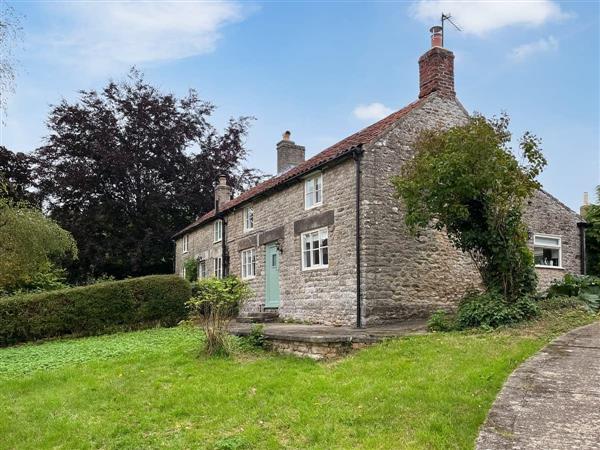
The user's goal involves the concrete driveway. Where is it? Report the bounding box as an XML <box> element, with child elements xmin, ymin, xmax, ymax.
<box><xmin>477</xmin><ymin>321</ymin><xmax>600</xmax><ymax>450</ymax></box>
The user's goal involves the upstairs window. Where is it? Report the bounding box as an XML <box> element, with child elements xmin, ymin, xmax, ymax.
<box><xmin>214</xmin><ymin>257</ymin><xmax>223</xmax><ymax>278</ymax></box>
<box><xmin>214</xmin><ymin>220</ymin><xmax>223</xmax><ymax>243</ymax></box>
<box><xmin>241</xmin><ymin>248</ymin><xmax>256</xmax><ymax>279</ymax></box>
<box><xmin>534</xmin><ymin>234</ymin><xmax>562</xmax><ymax>268</ymax></box>
<box><xmin>304</xmin><ymin>173</ymin><xmax>323</xmax><ymax>209</ymax></box>
<box><xmin>244</xmin><ymin>207</ymin><xmax>254</xmax><ymax>232</ymax></box>
<box><xmin>182</xmin><ymin>234</ymin><xmax>189</xmax><ymax>253</ymax></box>
<box><xmin>301</xmin><ymin>228</ymin><xmax>329</xmax><ymax>270</ymax></box>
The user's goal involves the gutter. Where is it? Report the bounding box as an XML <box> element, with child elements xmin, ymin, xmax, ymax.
<box><xmin>353</xmin><ymin>145</ymin><xmax>364</xmax><ymax>328</ymax></box>
<box><xmin>577</xmin><ymin>222</ymin><xmax>589</xmax><ymax>275</ymax></box>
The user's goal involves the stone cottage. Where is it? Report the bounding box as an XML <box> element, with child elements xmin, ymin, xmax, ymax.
<box><xmin>173</xmin><ymin>27</ymin><xmax>586</xmax><ymax>327</ymax></box>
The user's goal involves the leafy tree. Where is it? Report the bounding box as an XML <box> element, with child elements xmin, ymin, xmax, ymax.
<box><xmin>0</xmin><ymin>185</ymin><xmax>77</xmax><ymax>293</ymax></box>
<box><xmin>35</xmin><ymin>69</ymin><xmax>263</xmax><ymax>280</ymax></box>
<box><xmin>583</xmin><ymin>186</ymin><xmax>600</xmax><ymax>276</ymax></box>
<box><xmin>0</xmin><ymin>146</ymin><xmax>38</xmax><ymax>205</ymax></box>
<box><xmin>393</xmin><ymin>114</ymin><xmax>546</xmax><ymax>301</ymax></box>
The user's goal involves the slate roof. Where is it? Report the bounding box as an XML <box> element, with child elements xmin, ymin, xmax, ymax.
<box><xmin>173</xmin><ymin>96</ymin><xmax>428</xmax><ymax>238</ymax></box>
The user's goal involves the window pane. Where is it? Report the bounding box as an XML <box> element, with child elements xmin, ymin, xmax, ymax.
<box><xmin>534</xmin><ymin>236</ymin><xmax>559</xmax><ymax>247</ymax></box>
<box><xmin>534</xmin><ymin>247</ymin><xmax>560</xmax><ymax>266</ymax></box>
<box><xmin>322</xmin><ymin>246</ymin><xmax>328</xmax><ymax>265</ymax></box>
<box><xmin>313</xmin><ymin>248</ymin><xmax>320</xmax><ymax>265</ymax></box>
<box><xmin>304</xmin><ymin>250</ymin><xmax>311</xmax><ymax>268</ymax></box>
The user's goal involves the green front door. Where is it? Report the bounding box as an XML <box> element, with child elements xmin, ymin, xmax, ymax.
<box><xmin>265</xmin><ymin>243</ymin><xmax>280</xmax><ymax>308</ymax></box>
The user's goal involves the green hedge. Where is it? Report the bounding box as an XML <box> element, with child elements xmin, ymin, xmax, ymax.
<box><xmin>0</xmin><ymin>275</ymin><xmax>191</xmax><ymax>346</ymax></box>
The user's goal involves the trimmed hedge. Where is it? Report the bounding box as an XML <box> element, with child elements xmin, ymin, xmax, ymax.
<box><xmin>0</xmin><ymin>275</ymin><xmax>191</xmax><ymax>346</ymax></box>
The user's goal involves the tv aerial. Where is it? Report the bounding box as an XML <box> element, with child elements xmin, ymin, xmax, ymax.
<box><xmin>441</xmin><ymin>13</ymin><xmax>462</xmax><ymax>46</ymax></box>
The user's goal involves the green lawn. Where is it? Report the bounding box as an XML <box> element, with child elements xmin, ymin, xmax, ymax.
<box><xmin>0</xmin><ymin>310</ymin><xmax>596</xmax><ymax>450</ymax></box>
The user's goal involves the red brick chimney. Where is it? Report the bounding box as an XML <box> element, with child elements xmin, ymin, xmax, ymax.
<box><xmin>418</xmin><ymin>26</ymin><xmax>455</xmax><ymax>99</ymax></box>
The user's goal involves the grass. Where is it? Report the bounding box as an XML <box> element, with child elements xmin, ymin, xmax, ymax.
<box><xmin>0</xmin><ymin>309</ymin><xmax>596</xmax><ymax>450</ymax></box>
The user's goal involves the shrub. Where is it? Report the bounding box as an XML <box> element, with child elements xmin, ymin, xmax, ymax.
<box><xmin>246</xmin><ymin>324</ymin><xmax>266</xmax><ymax>348</ymax></box>
<box><xmin>547</xmin><ymin>274</ymin><xmax>600</xmax><ymax>313</ymax></box>
<box><xmin>455</xmin><ymin>291</ymin><xmax>539</xmax><ymax>329</ymax></box>
<box><xmin>184</xmin><ymin>259</ymin><xmax>199</xmax><ymax>283</ymax></box>
<box><xmin>427</xmin><ymin>310</ymin><xmax>456</xmax><ymax>332</ymax></box>
<box><xmin>186</xmin><ymin>276</ymin><xmax>252</xmax><ymax>356</ymax></box>
<box><xmin>0</xmin><ymin>275</ymin><xmax>191</xmax><ymax>346</ymax></box>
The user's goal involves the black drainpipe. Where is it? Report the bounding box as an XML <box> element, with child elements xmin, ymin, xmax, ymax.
<box><xmin>577</xmin><ymin>222</ymin><xmax>589</xmax><ymax>275</ymax></box>
<box><xmin>353</xmin><ymin>145</ymin><xmax>364</xmax><ymax>328</ymax></box>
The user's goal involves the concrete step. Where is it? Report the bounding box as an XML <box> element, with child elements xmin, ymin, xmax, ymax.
<box><xmin>237</xmin><ymin>311</ymin><xmax>279</xmax><ymax>323</ymax></box>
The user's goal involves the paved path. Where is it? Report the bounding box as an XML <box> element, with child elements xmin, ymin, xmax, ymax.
<box><xmin>477</xmin><ymin>321</ymin><xmax>600</xmax><ymax>450</ymax></box>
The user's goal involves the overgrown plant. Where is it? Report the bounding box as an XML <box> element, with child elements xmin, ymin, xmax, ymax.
<box><xmin>183</xmin><ymin>259</ymin><xmax>199</xmax><ymax>283</ymax></box>
<box><xmin>393</xmin><ymin>114</ymin><xmax>546</xmax><ymax>302</ymax></box>
<box><xmin>186</xmin><ymin>276</ymin><xmax>252</xmax><ymax>356</ymax></box>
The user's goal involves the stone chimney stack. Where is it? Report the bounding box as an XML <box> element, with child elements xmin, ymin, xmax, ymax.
<box><xmin>581</xmin><ymin>192</ymin><xmax>590</xmax><ymax>218</ymax></box>
<box><xmin>277</xmin><ymin>131</ymin><xmax>305</xmax><ymax>174</ymax></box>
<box><xmin>418</xmin><ymin>26</ymin><xmax>455</xmax><ymax>99</ymax></box>
<box><xmin>214</xmin><ymin>175</ymin><xmax>232</xmax><ymax>211</ymax></box>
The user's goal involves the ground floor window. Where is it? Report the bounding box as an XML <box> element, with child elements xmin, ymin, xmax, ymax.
<box><xmin>214</xmin><ymin>257</ymin><xmax>223</xmax><ymax>278</ymax></box>
<box><xmin>534</xmin><ymin>234</ymin><xmax>562</xmax><ymax>268</ymax></box>
<box><xmin>241</xmin><ymin>248</ymin><xmax>256</xmax><ymax>279</ymax></box>
<box><xmin>198</xmin><ymin>260</ymin><xmax>207</xmax><ymax>279</ymax></box>
<box><xmin>301</xmin><ymin>227</ymin><xmax>328</xmax><ymax>270</ymax></box>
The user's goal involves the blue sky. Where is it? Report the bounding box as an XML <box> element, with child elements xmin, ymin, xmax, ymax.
<box><xmin>1</xmin><ymin>0</ymin><xmax>598</xmax><ymax>211</ymax></box>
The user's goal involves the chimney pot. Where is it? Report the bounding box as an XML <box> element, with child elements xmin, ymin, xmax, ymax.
<box><xmin>283</xmin><ymin>130</ymin><xmax>291</xmax><ymax>141</ymax></box>
<box><xmin>584</xmin><ymin>192</ymin><xmax>589</xmax><ymax>206</ymax></box>
<box><xmin>430</xmin><ymin>25</ymin><xmax>443</xmax><ymax>48</ymax></box>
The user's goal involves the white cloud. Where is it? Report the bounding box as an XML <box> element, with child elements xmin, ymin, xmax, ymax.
<box><xmin>42</xmin><ymin>1</ymin><xmax>252</xmax><ymax>72</ymax></box>
<box><xmin>353</xmin><ymin>102</ymin><xmax>393</xmax><ymax>121</ymax></box>
<box><xmin>509</xmin><ymin>36</ymin><xmax>558</xmax><ymax>62</ymax></box>
<box><xmin>411</xmin><ymin>0</ymin><xmax>570</xmax><ymax>35</ymax></box>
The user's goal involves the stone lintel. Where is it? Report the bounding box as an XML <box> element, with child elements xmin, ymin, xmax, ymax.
<box><xmin>293</xmin><ymin>210</ymin><xmax>335</xmax><ymax>235</ymax></box>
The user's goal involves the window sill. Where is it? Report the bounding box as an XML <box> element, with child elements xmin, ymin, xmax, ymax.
<box><xmin>535</xmin><ymin>265</ymin><xmax>564</xmax><ymax>270</ymax></box>
<box><xmin>214</xmin><ymin>240</ymin><xmax>222</xmax><ymax>244</ymax></box>
<box><xmin>302</xmin><ymin>265</ymin><xmax>329</xmax><ymax>272</ymax></box>
<box><xmin>243</xmin><ymin>228</ymin><xmax>254</xmax><ymax>234</ymax></box>
<box><xmin>304</xmin><ymin>203</ymin><xmax>323</xmax><ymax>211</ymax></box>
<box><xmin>182</xmin><ymin>251</ymin><xmax>189</xmax><ymax>254</ymax></box>
<box><xmin>242</xmin><ymin>276</ymin><xmax>256</xmax><ymax>280</ymax></box>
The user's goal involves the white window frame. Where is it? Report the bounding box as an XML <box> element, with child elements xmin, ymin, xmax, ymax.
<box><xmin>182</xmin><ymin>234</ymin><xmax>189</xmax><ymax>253</ymax></box>
<box><xmin>214</xmin><ymin>220</ymin><xmax>223</xmax><ymax>243</ymax></box>
<box><xmin>197</xmin><ymin>259</ymin><xmax>207</xmax><ymax>279</ymax></box>
<box><xmin>214</xmin><ymin>257</ymin><xmax>223</xmax><ymax>279</ymax></box>
<box><xmin>241</xmin><ymin>248</ymin><xmax>256</xmax><ymax>279</ymax></box>
<box><xmin>533</xmin><ymin>234</ymin><xmax>562</xmax><ymax>269</ymax></box>
<box><xmin>304</xmin><ymin>173</ymin><xmax>323</xmax><ymax>210</ymax></box>
<box><xmin>243</xmin><ymin>206</ymin><xmax>254</xmax><ymax>232</ymax></box>
<box><xmin>182</xmin><ymin>266</ymin><xmax>187</xmax><ymax>279</ymax></box>
<box><xmin>301</xmin><ymin>227</ymin><xmax>329</xmax><ymax>271</ymax></box>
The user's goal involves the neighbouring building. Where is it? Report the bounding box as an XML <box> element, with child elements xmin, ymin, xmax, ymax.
<box><xmin>173</xmin><ymin>27</ymin><xmax>586</xmax><ymax>327</ymax></box>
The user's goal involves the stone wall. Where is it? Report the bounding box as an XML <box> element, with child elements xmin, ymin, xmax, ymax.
<box><xmin>268</xmin><ymin>339</ymin><xmax>367</xmax><ymax>360</ymax></box>
<box><xmin>360</xmin><ymin>93</ymin><xmax>482</xmax><ymax>325</ymax></box>
<box><xmin>176</xmin><ymin>158</ymin><xmax>359</xmax><ymax>326</ymax></box>
<box><xmin>523</xmin><ymin>190</ymin><xmax>583</xmax><ymax>290</ymax></box>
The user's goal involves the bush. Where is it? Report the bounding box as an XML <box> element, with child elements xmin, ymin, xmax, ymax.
<box><xmin>0</xmin><ymin>275</ymin><xmax>191</xmax><ymax>346</ymax></box>
<box><xmin>184</xmin><ymin>259</ymin><xmax>199</xmax><ymax>283</ymax></box>
<box><xmin>547</xmin><ymin>274</ymin><xmax>600</xmax><ymax>313</ymax></box>
<box><xmin>455</xmin><ymin>291</ymin><xmax>539</xmax><ymax>329</ymax></box>
<box><xmin>246</xmin><ymin>324</ymin><xmax>266</xmax><ymax>348</ymax></box>
<box><xmin>186</xmin><ymin>276</ymin><xmax>252</xmax><ymax>356</ymax></box>
<box><xmin>427</xmin><ymin>310</ymin><xmax>456</xmax><ymax>332</ymax></box>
